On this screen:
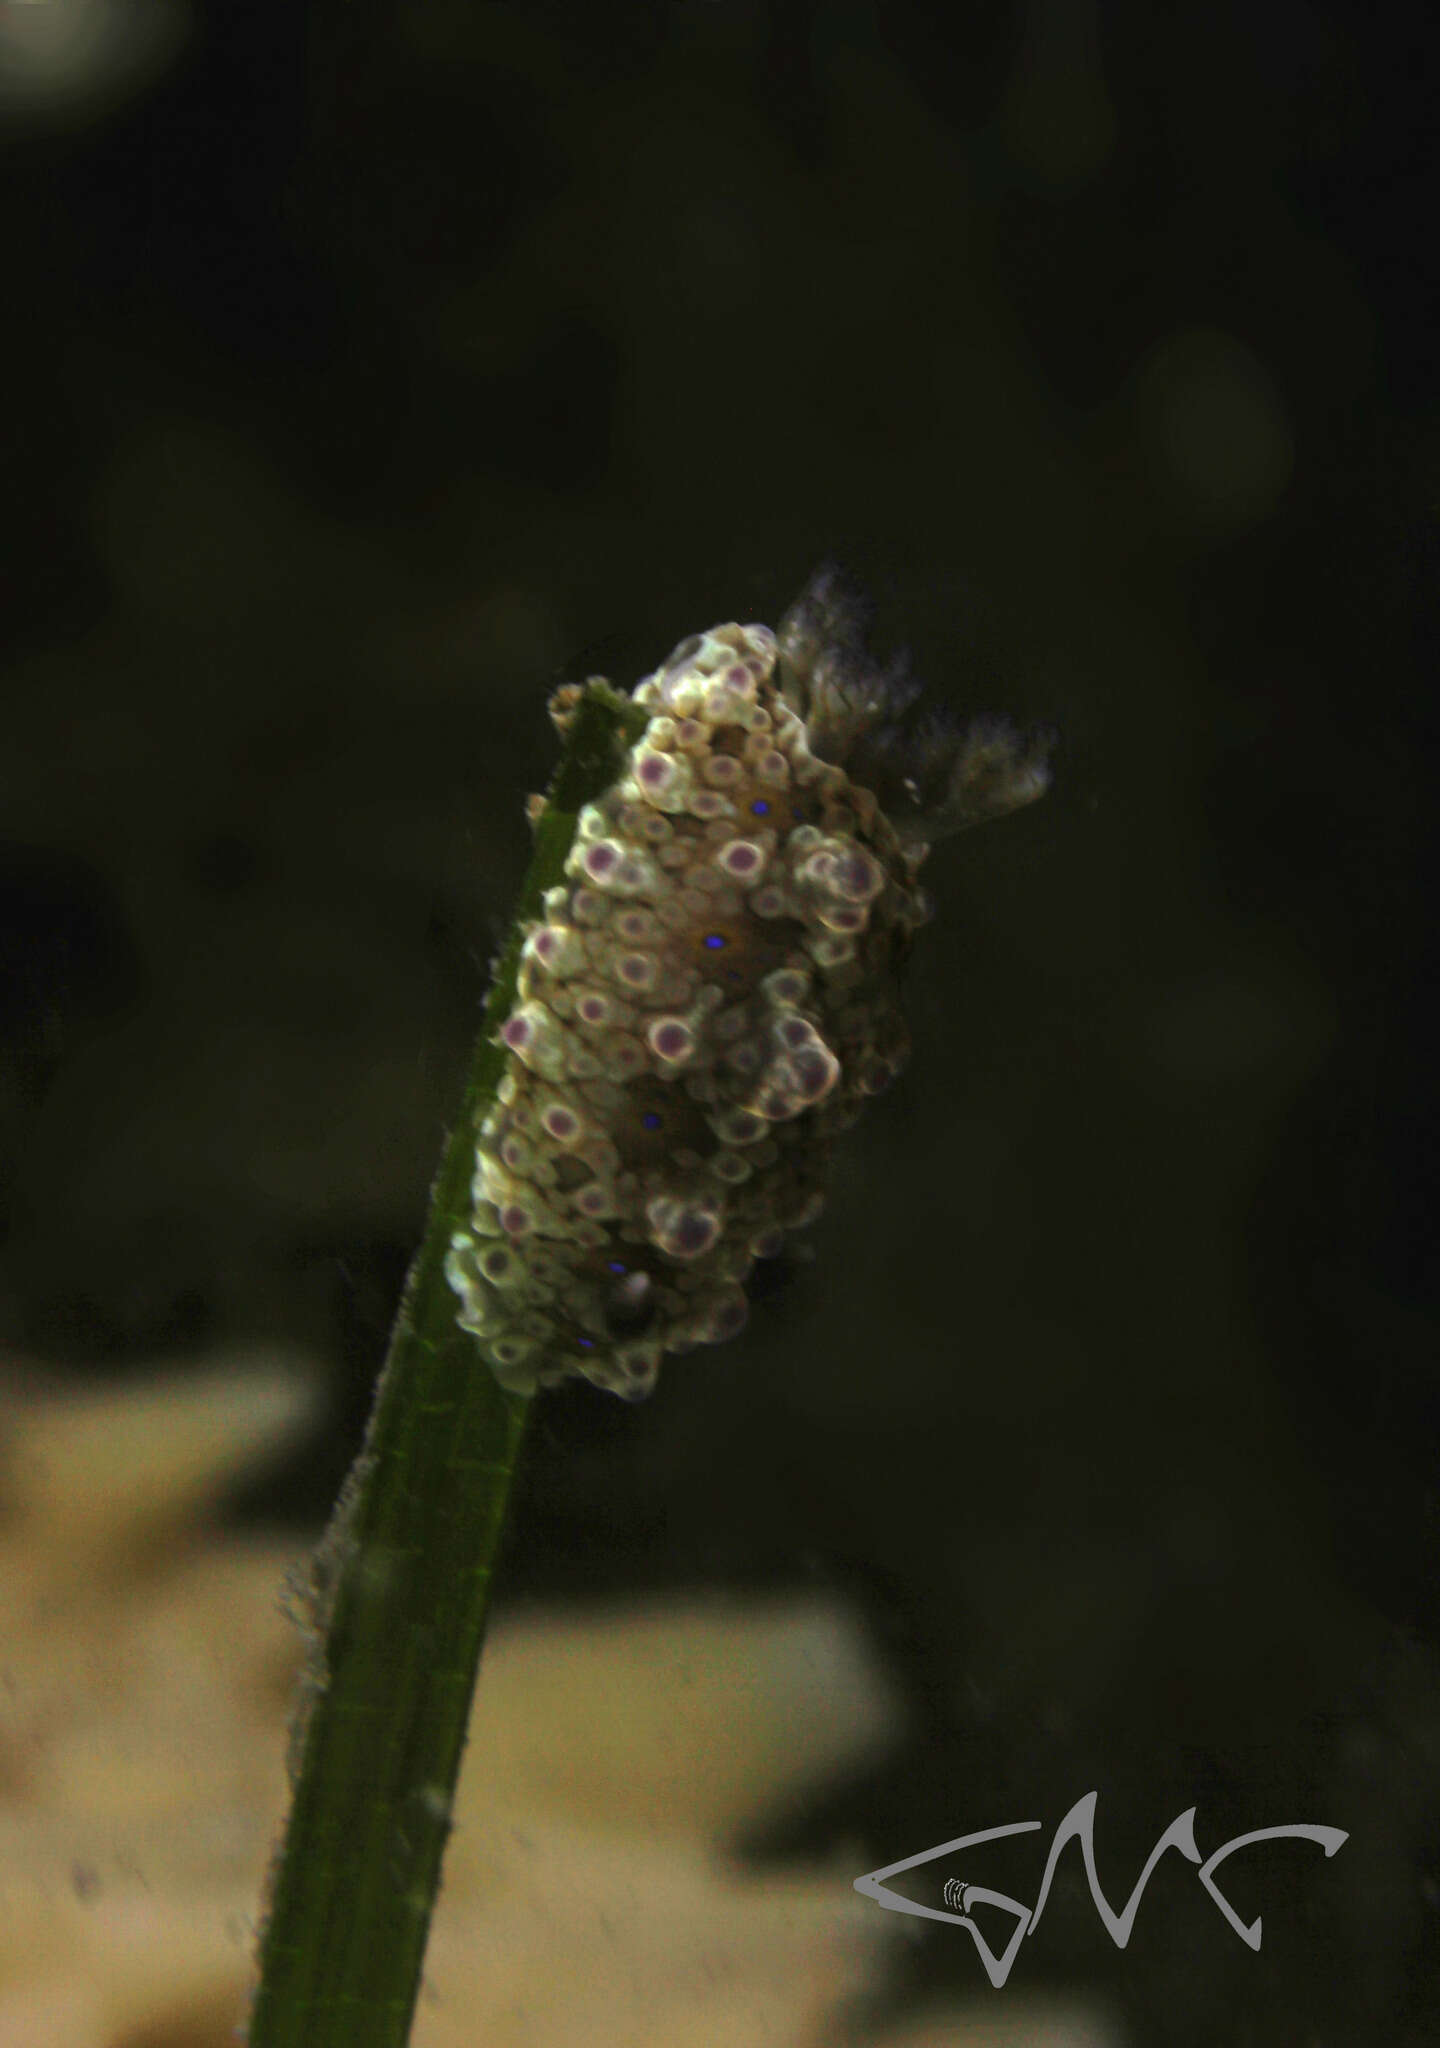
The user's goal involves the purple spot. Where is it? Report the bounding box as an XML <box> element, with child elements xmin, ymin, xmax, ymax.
<box><xmin>720</xmin><ymin>842</ymin><xmax>763</xmax><ymax>878</ymax></box>
<box><xmin>711</xmin><ymin>1292</ymin><xmax>748</xmax><ymax>1339</ymax></box>
<box><xmin>674</xmin><ymin>1212</ymin><xmax>718</xmax><ymax>1255</ymax></box>
<box><xmin>835</xmin><ymin>849</ymin><xmax>880</xmax><ymax>900</ymax></box>
<box><xmin>607</xmin><ymin>1259</ymin><xmax>628</xmax><ymax>1274</ymax></box>
<box><xmin>584</xmin><ymin>843</ymin><xmax>619</xmax><ymax>877</ymax></box>
<box><xmin>795</xmin><ymin>1052</ymin><xmax>832</xmax><ymax>1094</ymax></box>
<box><xmin>577</xmin><ymin>1336</ymin><xmax>595</xmax><ymax>1349</ymax></box>
<box><xmin>641</xmin><ymin>1111</ymin><xmax>662</xmax><ymax>1131</ymax></box>
<box><xmin>703</xmin><ymin>933</ymin><xmax>725</xmax><ymax>950</ymax></box>
<box><xmin>650</xmin><ymin>1020</ymin><xmax>692</xmax><ymax>1060</ymax></box>
<box><xmin>751</xmin><ymin>799</ymin><xmax>771</xmax><ymax>815</ymax></box>
<box><xmin>501</xmin><ymin>1016</ymin><xmax>532</xmax><ymax>1049</ymax></box>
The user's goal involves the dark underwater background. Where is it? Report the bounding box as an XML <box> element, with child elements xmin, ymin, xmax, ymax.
<box><xmin>2</xmin><ymin>2</ymin><xmax>1436</xmax><ymax>2040</ymax></box>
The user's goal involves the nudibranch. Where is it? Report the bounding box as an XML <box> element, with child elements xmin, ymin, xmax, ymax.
<box><xmin>446</xmin><ymin>569</ymin><xmax>1052</xmax><ymax>1399</ymax></box>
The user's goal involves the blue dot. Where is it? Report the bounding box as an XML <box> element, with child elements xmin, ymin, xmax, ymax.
<box><xmin>702</xmin><ymin>933</ymin><xmax>726</xmax><ymax>950</ymax></box>
<box><xmin>641</xmin><ymin>1111</ymin><xmax>662</xmax><ymax>1131</ymax></box>
<box><xmin>751</xmin><ymin>799</ymin><xmax>771</xmax><ymax>815</ymax></box>
<box><xmin>606</xmin><ymin>1260</ymin><xmax>627</xmax><ymax>1275</ymax></box>
<box><xmin>577</xmin><ymin>1336</ymin><xmax>595</xmax><ymax>1349</ymax></box>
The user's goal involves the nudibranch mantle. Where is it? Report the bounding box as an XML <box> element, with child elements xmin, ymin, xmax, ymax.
<box><xmin>446</xmin><ymin>571</ymin><xmax>1050</xmax><ymax>1399</ymax></box>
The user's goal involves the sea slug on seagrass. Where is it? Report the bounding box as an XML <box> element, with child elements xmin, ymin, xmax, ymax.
<box><xmin>445</xmin><ymin>568</ymin><xmax>1052</xmax><ymax>1399</ymax></box>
